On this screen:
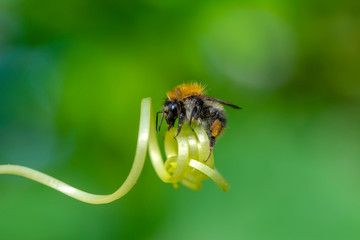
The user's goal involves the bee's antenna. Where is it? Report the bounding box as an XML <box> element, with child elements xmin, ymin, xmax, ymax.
<box><xmin>157</xmin><ymin>111</ymin><xmax>167</xmax><ymax>132</ymax></box>
<box><xmin>156</xmin><ymin>111</ymin><xmax>163</xmax><ymax>132</ymax></box>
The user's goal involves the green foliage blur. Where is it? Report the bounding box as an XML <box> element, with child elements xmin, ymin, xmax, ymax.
<box><xmin>1</xmin><ymin>0</ymin><xmax>360</xmax><ymax>239</ymax></box>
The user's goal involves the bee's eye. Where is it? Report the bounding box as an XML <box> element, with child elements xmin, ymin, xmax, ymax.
<box><xmin>169</xmin><ymin>103</ymin><xmax>178</xmax><ymax>115</ymax></box>
<box><xmin>164</xmin><ymin>101</ymin><xmax>179</xmax><ymax>117</ymax></box>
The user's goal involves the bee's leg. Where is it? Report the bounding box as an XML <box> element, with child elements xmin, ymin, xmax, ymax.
<box><xmin>189</xmin><ymin>107</ymin><xmax>197</xmax><ymax>127</ymax></box>
<box><xmin>204</xmin><ymin>137</ymin><xmax>216</xmax><ymax>162</ymax></box>
<box><xmin>174</xmin><ymin>112</ymin><xmax>186</xmax><ymax>139</ymax></box>
<box><xmin>189</xmin><ymin>100</ymin><xmax>203</xmax><ymax>127</ymax></box>
<box><xmin>204</xmin><ymin>119</ymin><xmax>223</xmax><ymax>162</ymax></box>
<box><xmin>210</xmin><ymin>119</ymin><xmax>222</xmax><ymax>137</ymax></box>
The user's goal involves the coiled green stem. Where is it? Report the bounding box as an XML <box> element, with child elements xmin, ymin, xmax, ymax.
<box><xmin>0</xmin><ymin>98</ymin><xmax>229</xmax><ymax>204</ymax></box>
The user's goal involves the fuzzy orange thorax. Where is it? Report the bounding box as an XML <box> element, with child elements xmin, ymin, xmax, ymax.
<box><xmin>167</xmin><ymin>83</ymin><xmax>205</xmax><ymax>101</ymax></box>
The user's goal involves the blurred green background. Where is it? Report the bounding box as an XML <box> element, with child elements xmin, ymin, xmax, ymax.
<box><xmin>1</xmin><ymin>0</ymin><xmax>360</xmax><ymax>239</ymax></box>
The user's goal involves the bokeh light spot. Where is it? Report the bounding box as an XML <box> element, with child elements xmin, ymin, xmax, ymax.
<box><xmin>200</xmin><ymin>8</ymin><xmax>296</xmax><ymax>91</ymax></box>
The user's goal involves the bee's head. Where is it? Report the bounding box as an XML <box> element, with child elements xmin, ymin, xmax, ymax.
<box><xmin>162</xmin><ymin>101</ymin><xmax>180</xmax><ymax>130</ymax></box>
<box><xmin>156</xmin><ymin>100</ymin><xmax>181</xmax><ymax>132</ymax></box>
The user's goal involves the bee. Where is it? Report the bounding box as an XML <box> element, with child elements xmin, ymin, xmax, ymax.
<box><xmin>156</xmin><ymin>83</ymin><xmax>241</xmax><ymax>161</ymax></box>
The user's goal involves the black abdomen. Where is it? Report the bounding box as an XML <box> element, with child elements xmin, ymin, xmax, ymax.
<box><xmin>200</xmin><ymin>101</ymin><xmax>227</xmax><ymax>140</ymax></box>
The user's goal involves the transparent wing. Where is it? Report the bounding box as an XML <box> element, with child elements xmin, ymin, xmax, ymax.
<box><xmin>200</xmin><ymin>96</ymin><xmax>242</xmax><ymax>109</ymax></box>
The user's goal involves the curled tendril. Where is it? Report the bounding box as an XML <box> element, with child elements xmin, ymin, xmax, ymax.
<box><xmin>0</xmin><ymin>98</ymin><xmax>229</xmax><ymax>204</ymax></box>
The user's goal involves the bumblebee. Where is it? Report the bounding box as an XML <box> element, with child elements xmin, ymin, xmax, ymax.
<box><xmin>156</xmin><ymin>83</ymin><xmax>241</xmax><ymax>161</ymax></box>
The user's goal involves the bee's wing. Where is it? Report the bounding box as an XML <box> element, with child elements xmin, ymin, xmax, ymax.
<box><xmin>200</xmin><ymin>96</ymin><xmax>242</xmax><ymax>109</ymax></box>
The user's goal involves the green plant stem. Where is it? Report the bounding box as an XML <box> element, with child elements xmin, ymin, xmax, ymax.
<box><xmin>0</xmin><ymin>97</ymin><xmax>229</xmax><ymax>204</ymax></box>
